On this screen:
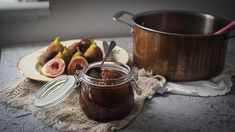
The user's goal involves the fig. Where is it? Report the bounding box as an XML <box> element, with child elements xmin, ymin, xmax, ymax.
<box><xmin>55</xmin><ymin>48</ymin><xmax>72</xmax><ymax>65</ymax></box>
<box><xmin>84</xmin><ymin>39</ymin><xmax>103</xmax><ymax>63</ymax></box>
<box><xmin>62</xmin><ymin>47</ymin><xmax>73</xmax><ymax>59</ymax></box>
<box><xmin>38</xmin><ymin>50</ymin><xmax>58</xmax><ymax>65</ymax></box>
<box><xmin>47</xmin><ymin>37</ymin><xmax>64</xmax><ymax>53</ymax></box>
<box><xmin>67</xmin><ymin>42</ymin><xmax>79</xmax><ymax>55</ymax></box>
<box><xmin>55</xmin><ymin>48</ymin><xmax>73</xmax><ymax>74</ymax></box>
<box><xmin>55</xmin><ymin>51</ymin><xmax>64</xmax><ymax>59</ymax></box>
<box><xmin>68</xmin><ymin>39</ymin><xmax>91</xmax><ymax>54</ymax></box>
<box><xmin>38</xmin><ymin>37</ymin><xmax>64</xmax><ymax>66</ymax></box>
<box><xmin>67</xmin><ymin>48</ymin><xmax>88</xmax><ymax>75</ymax></box>
<box><xmin>41</xmin><ymin>58</ymin><xmax>65</xmax><ymax>77</ymax></box>
<box><xmin>78</xmin><ymin>39</ymin><xmax>92</xmax><ymax>53</ymax></box>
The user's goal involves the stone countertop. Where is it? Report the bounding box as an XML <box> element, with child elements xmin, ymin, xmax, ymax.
<box><xmin>0</xmin><ymin>37</ymin><xmax>235</xmax><ymax>132</ymax></box>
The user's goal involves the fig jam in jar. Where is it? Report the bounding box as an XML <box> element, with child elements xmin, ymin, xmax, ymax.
<box><xmin>77</xmin><ymin>62</ymin><xmax>135</xmax><ymax>122</ymax></box>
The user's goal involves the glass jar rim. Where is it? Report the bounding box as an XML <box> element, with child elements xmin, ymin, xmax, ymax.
<box><xmin>77</xmin><ymin>61</ymin><xmax>132</xmax><ymax>87</ymax></box>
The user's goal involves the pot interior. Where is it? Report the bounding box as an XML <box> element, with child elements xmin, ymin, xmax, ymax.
<box><xmin>134</xmin><ymin>11</ymin><xmax>228</xmax><ymax>35</ymax></box>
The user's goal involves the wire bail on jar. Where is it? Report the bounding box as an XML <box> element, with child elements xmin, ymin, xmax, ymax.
<box><xmin>74</xmin><ymin>70</ymin><xmax>82</xmax><ymax>86</ymax></box>
<box><xmin>131</xmin><ymin>74</ymin><xmax>142</xmax><ymax>95</ymax></box>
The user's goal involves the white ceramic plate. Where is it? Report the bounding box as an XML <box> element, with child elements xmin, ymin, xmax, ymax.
<box><xmin>17</xmin><ymin>39</ymin><xmax>129</xmax><ymax>82</ymax></box>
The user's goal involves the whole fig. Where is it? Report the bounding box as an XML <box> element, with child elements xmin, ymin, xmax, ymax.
<box><xmin>38</xmin><ymin>50</ymin><xmax>58</xmax><ymax>66</ymax></box>
<box><xmin>47</xmin><ymin>37</ymin><xmax>64</xmax><ymax>53</ymax></box>
<box><xmin>84</xmin><ymin>39</ymin><xmax>103</xmax><ymax>63</ymax></box>
<box><xmin>68</xmin><ymin>39</ymin><xmax>91</xmax><ymax>55</ymax></box>
<box><xmin>55</xmin><ymin>48</ymin><xmax>72</xmax><ymax>65</ymax></box>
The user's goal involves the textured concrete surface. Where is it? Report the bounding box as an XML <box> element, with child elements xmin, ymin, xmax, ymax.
<box><xmin>0</xmin><ymin>37</ymin><xmax>235</xmax><ymax>132</ymax></box>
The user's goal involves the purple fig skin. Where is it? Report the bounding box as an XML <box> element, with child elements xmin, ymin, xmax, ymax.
<box><xmin>78</xmin><ymin>39</ymin><xmax>91</xmax><ymax>53</ymax></box>
<box><xmin>38</xmin><ymin>50</ymin><xmax>58</xmax><ymax>65</ymax></box>
<box><xmin>67</xmin><ymin>42</ymin><xmax>79</xmax><ymax>55</ymax></box>
<box><xmin>84</xmin><ymin>44</ymin><xmax>103</xmax><ymax>63</ymax></box>
<box><xmin>55</xmin><ymin>48</ymin><xmax>72</xmax><ymax>65</ymax></box>
<box><xmin>67</xmin><ymin>39</ymin><xmax>91</xmax><ymax>55</ymax></box>
<box><xmin>47</xmin><ymin>37</ymin><xmax>64</xmax><ymax>53</ymax></box>
<box><xmin>62</xmin><ymin>48</ymin><xmax>73</xmax><ymax>64</ymax></box>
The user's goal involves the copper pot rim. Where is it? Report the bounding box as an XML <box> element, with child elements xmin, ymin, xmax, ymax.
<box><xmin>132</xmin><ymin>10</ymin><xmax>230</xmax><ymax>37</ymax></box>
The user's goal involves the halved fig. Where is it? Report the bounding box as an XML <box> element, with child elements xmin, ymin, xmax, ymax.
<box><xmin>41</xmin><ymin>58</ymin><xmax>65</xmax><ymax>77</ymax></box>
<box><xmin>67</xmin><ymin>49</ymin><xmax>88</xmax><ymax>75</ymax></box>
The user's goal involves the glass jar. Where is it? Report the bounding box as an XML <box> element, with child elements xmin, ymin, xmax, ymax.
<box><xmin>77</xmin><ymin>62</ymin><xmax>138</xmax><ymax>122</ymax></box>
<box><xmin>34</xmin><ymin>61</ymin><xmax>141</xmax><ymax>122</ymax></box>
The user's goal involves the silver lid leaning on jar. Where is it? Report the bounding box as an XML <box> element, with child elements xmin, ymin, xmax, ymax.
<box><xmin>34</xmin><ymin>75</ymin><xmax>79</xmax><ymax>108</ymax></box>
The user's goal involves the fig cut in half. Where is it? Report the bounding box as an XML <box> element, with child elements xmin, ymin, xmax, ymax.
<box><xmin>41</xmin><ymin>58</ymin><xmax>65</xmax><ymax>77</ymax></box>
<box><xmin>67</xmin><ymin>56</ymin><xmax>88</xmax><ymax>75</ymax></box>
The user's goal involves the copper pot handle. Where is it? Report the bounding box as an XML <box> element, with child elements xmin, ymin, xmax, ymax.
<box><xmin>113</xmin><ymin>11</ymin><xmax>134</xmax><ymax>28</ymax></box>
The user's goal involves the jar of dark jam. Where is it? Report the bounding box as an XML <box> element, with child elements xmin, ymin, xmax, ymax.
<box><xmin>77</xmin><ymin>62</ymin><xmax>139</xmax><ymax>122</ymax></box>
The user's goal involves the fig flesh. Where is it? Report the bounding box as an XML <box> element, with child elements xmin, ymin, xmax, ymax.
<box><xmin>84</xmin><ymin>39</ymin><xmax>103</xmax><ymax>63</ymax></box>
<box><xmin>68</xmin><ymin>49</ymin><xmax>88</xmax><ymax>75</ymax></box>
<box><xmin>42</xmin><ymin>58</ymin><xmax>65</xmax><ymax>77</ymax></box>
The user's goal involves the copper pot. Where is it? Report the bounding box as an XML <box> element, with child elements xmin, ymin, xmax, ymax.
<box><xmin>113</xmin><ymin>10</ymin><xmax>234</xmax><ymax>81</ymax></box>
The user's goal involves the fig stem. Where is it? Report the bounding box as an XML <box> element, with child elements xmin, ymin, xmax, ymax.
<box><xmin>53</xmin><ymin>37</ymin><xmax>61</xmax><ymax>44</ymax></box>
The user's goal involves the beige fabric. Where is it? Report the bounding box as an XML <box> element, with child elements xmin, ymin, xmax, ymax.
<box><xmin>0</xmin><ymin>70</ymin><xmax>165</xmax><ymax>132</ymax></box>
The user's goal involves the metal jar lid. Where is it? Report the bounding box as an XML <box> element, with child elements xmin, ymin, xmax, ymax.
<box><xmin>34</xmin><ymin>75</ymin><xmax>79</xmax><ymax>108</ymax></box>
